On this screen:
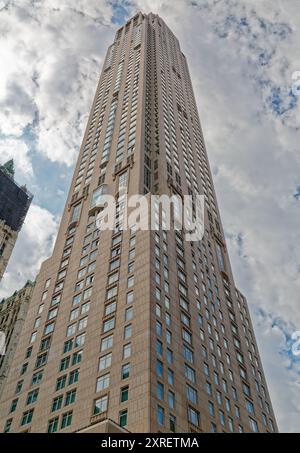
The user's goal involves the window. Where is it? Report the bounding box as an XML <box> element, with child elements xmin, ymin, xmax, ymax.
<box><xmin>56</xmin><ymin>375</ymin><xmax>67</xmax><ymax>391</ymax></box>
<box><xmin>44</xmin><ymin>322</ymin><xmax>55</xmax><ymax>335</ymax></box>
<box><xmin>219</xmin><ymin>409</ymin><xmax>225</xmax><ymax>426</ymax></box>
<box><xmin>69</xmin><ymin>369</ymin><xmax>79</xmax><ymax>385</ymax></box>
<box><xmin>15</xmin><ymin>380</ymin><xmax>23</xmax><ymax>394</ymax></box>
<box><xmin>78</xmin><ymin>317</ymin><xmax>88</xmax><ymax>331</ymax></box>
<box><xmin>123</xmin><ymin>343</ymin><xmax>131</xmax><ymax>359</ymax></box>
<box><xmin>183</xmin><ymin>346</ymin><xmax>194</xmax><ymax>364</ymax></box>
<box><xmin>4</xmin><ymin>419</ymin><xmax>12</xmax><ymax>433</ymax></box>
<box><xmin>186</xmin><ymin>385</ymin><xmax>198</xmax><ymax>404</ymax></box>
<box><xmin>52</xmin><ymin>395</ymin><xmax>63</xmax><ymax>412</ymax></box>
<box><xmin>65</xmin><ymin>389</ymin><xmax>76</xmax><ymax>406</ymax></box>
<box><xmin>35</xmin><ymin>353</ymin><xmax>47</xmax><ymax>368</ymax></box>
<box><xmin>96</xmin><ymin>373</ymin><xmax>110</xmax><ymax>392</ymax></box>
<box><xmin>108</xmin><ymin>271</ymin><xmax>119</xmax><ymax>286</ymax></box>
<box><xmin>121</xmin><ymin>363</ymin><xmax>130</xmax><ymax>380</ymax></box>
<box><xmin>103</xmin><ymin>317</ymin><xmax>115</xmax><ymax>333</ymax></box>
<box><xmin>168</xmin><ymin>391</ymin><xmax>175</xmax><ymax>409</ymax></box>
<box><xmin>71</xmin><ymin>202</ymin><xmax>82</xmax><ymax>222</ymax></box>
<box><xmin>245</xmin><ymin>400</ymin><xmax>255</xmax><ymax>415</ymax></box>
<box><xmin>156</xmin><ymin>360</ymin><xmax>163</xmax><ymax>378</ymax></box>
<box><xmin>157</xmin><ymin>382</ymin><xmax>164</xmax><ymax>400</ymax></box>
<box><xmin>70</xmin><ymin>308</ymin><xmax>79</xmax><ymax>321</ymax></box>
<box><xmin>26</xmin><ymin>389</ymin><xmax>39</xmax><ymax>405</ymax></box>
<box><xmin>72</xmin><ymin>350</ymin><xmax>82</xmax><ymax>365</ymax></box>
<box><xmin>208</xmin><ymin>401</ymin><xmax>215</xmax><ymax>417</ymax></box>
<box><xmin>48</xmin><ymin>418</ymin><xmax>59</xmax><ymax>433</ymax></box>
<box><xmin>48</xmin><ymin>308</ymin><xmax>58</xmax><ymax>321</ymax></box>
<box><xmin>31</xmin><ymin>371</ymin><xmax>43</xmax><ymax>386</ymax></box>
<box><xmin>124</xmin><ymin>324</ymin><xmax>132</xmax><ymax>339</ymax></box>
<box><xmin>21</xmin><ymin>409</ymin><xmax>34</xmax><ymax>426</ymax></box>
<box><xmin>83</xmin><ymin>287</ymin><xmax>92</xmax><ymax>301</ymax></box>
<box><xmin>127</xmin><ymin>276</ymin><xmax>134</xmax><ymax>288</ymax></box>
<box><xmin>10</xmin><ymin>399</ymin><xmax>18</xmax><ymax>413</ymax></box>
<box><xmin>105</xmin><ymin>301</ymin><xmax>116</xmax><ymax>316</ymax></box>
<box><xmin>93</xmin><ymin>395</ymin><xmax>108</xmax><ymax>415</ymax></box>
<box><xmin>126</xmin><ymin>291</ymin><xmax>134</xmax><ymax>304</ymax></box>
<box><xmin>249</xmin><ymin>417</ymin><xmax>259</xmax><ymax>433</ymax></box>
<box><xmin>99</xmin><ymin>353</ymin><xmax>112</xmax><ymax>371</ymax></box>
<box><xmin>169</xmin><ymin>415</ymin><xmax>176</xmax><ymax>433</ymax></box>
<box><xmin>188</xmin><ymin>407</ymin><xmax>200</xmax><ymax>427</ymax></box>
<box><xmin>156</xmin><ymin>340</ymin><xmax>163</xmax><ymax>356</ymax></box>
<box><xmin>120</xmin><ymin>386</ymin><xmax>129</xmax><ymax>403</ymax></box>
<box><xmin>21</xmin><ymin>362</ymin><xmax>28</xmax><ymax>375</ymax></box>
<box><xmin>106</xmin><ymin>286</ymin><xmax>118</xmax><ymax>300</ymax></box>
<box><xmin>61</xmin><ymin>411</ymin><xmax>73</xmax><ymax>429</ymax></box>
<box><xmin>30</xmin><ymin>332</ymin><xmax>37</xmax><ymax>343</ymax></box>
<box><xmin>26</xmin><ymin>346</ymin><xmax>33</xmax><ymax>358</ymax></box>
<box><xmin>184</xmin><ymin>364</ymin><xmax>196</xmax><ymax>383</ymax></box>
<box><xmin>40</xmin><ymin>337</ymin><xmax>51</xmax><ymax>352</ymax></box>
<box><xmin>125</xmin><ymin>307</ymin><xmax>133</xmax><ymax>321</ymax></box>
<box><xmin>60</xmin><ymin>356</ymin><xmax>70</xmax><ymax>371</ymax></box>
<box><xmin>81</xmin><ymin>302</ymin><xmax>90</xmax><ymax>315</ymax></box>
<box><xmin>101</xmin><ymin>334</ymin><xmax>113</xmax><ymax>352</ymax></box>
<box><xmin>157</xmin><ymin>405</ymin><xmax>164</xmax><ymax>425</ymax></box>
<box><xmin>119</xmin><ymin>409</ymin><xmax>128</xmax><ymax>427</ymax></box>
<box><xmin>167</xmin><ymin>368</ymin><xmax>174</xmax><ymax>386</ymax></box>
<box><xmin>63</xmin><ymin>340</ymin><xmax>73</xmax><ymax>354</ymax></box>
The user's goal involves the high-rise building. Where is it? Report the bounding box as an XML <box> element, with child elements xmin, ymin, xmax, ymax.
<box><xmin>0</xmin><ymin>12</ymin><xmax>277</xmax><ymax>434</ymax></box>
<box><xmin>0</xmin><ymin>160</ymin><xmax>33</xmax><ymax>281</ymax></box>
<box><xmin>0</xmin><ymin>281</ymin><xmax>35</xmax><ymax>398</ymax></box>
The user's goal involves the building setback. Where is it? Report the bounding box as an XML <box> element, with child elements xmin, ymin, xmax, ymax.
<box><xmin>0</xmin><ymin>160</ymin><xmax>33</xmax><ymax>281</ymax></box>
<box><xmin>0</xmin><ymin>12</ymin><xmax>277</xmax><ymax>433</ymax></box>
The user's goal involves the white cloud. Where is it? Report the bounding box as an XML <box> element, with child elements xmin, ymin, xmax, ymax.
<box><xmin>0</xmin><ymin>138</ymin><xmax>33</xmax><ymax>177</ymax></box>
<box><xmin>0</xmin><ymin>204</ymin><xmax>59</xmax><ymax>299</ymax></box>
<box><xmin>0</xmin><ymin>0</ymin><xmax>116</xmax><ymax>166</ymax></box>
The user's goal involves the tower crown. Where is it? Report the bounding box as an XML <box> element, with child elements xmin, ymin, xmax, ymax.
<box><xmin>1</xmin><ymin>159</ymin><xmax>15</xmax><ymax>179</ymax></box>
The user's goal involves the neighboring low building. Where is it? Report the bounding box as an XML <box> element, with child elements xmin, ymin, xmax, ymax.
<box><xmin>0</xmin><ymin>281</ymin><xmax>35</xmax><ymax>398</ymax></box>
<box><xmin>0</xmin><ymin>159</ymin><xmax>33</xmax><ymax>281</ymax></box>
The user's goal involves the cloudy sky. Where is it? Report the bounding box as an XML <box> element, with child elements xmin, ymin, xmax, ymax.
<box><xmin>0</xmin><ymin>0</ymin><xmax>299</xmax><ymax>432</ymax></box>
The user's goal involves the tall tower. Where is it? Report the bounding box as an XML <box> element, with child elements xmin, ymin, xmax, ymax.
<box><xmin>0</xmin><ymin>160</ymin><xmax>33</xmax><ymax>281</ymax></box>
<box><xmin>0</xmin><ymin>12</ymin><xmax>277</xmax><ymax>433</ymax></box>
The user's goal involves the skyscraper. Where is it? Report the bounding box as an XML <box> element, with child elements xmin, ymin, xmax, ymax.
<box><xmin>0</xmin><ymin>12</ymin><xmax>277</xmax><ymax>433</ymax></box>
<box><xmin>0</xmin><ymin>160</ymin><xmax>33</xmax><ymax>281</ymax></box>
<box><xmin>0</xmin><ymin>281</ymin><xmax>35</xmax><ymax>398</ymax></box>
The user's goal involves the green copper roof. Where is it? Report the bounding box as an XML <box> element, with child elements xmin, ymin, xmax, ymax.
<box><xmin>1</xmin><ymin>159</ymin><xmax>15</xmax><ymax>179</ymax></box>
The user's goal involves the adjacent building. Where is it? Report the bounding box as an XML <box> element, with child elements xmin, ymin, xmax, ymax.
<box><xmin>0</xmin><ymin>281</ymin><xmax>35</xmax><ymax>398</ymax></box>
<box><xmin>0</xmin><ymin>12</ymin><xmax>277</xmax><ymax>433</ymax></box>
<box><xmin>0</xmin><ymin>160</ymin><xmax>33</xmax><ymax>281</ymax></box>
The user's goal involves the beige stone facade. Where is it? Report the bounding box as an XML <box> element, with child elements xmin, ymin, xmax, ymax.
<box><xmin>0</xmin><ymin>12</ymin><xmax>277</xmax><ymax>434</ymax></box>
<box><xmin>0</xmin><ymin>220</ymin><xmax>17</xmax><ymax>281</ymax></box>
<box><xmin>0</xmin><ymin>281</ymin><xmax>35</xmax><ymax>398</ymax></box>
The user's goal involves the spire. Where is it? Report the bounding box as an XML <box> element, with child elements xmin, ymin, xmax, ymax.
<box><xmin>1</xmin><ymin>159</ymin><xmax>15</xmax><ymax>179</ymax></box>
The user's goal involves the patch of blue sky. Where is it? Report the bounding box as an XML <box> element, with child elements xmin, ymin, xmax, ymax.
<box><xmin>16</xmin><ymin>126</ymin><xmax>72</xmax><ymax>215</ymax></box>
<box><xmin>110</xmin><ymin>0</ymin><xmax>131</xmax><ymax>25</ymax></box>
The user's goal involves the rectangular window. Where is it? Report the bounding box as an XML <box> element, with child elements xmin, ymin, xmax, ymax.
<box><xmin>120</xmin><ymin>386</ymin><xmax>129</xmax><ymax>403</ymax></box>
<box><xmin>121</xmin><ymin>363</ymin><xmax>130</xmax><ymax>380</ymax></box>
<box><xmin>99</xmin><ymin>353</ymin><xmax>112</xmax><ymax>371</ymax></box>
<box><xmin>61</xmin><ymin>411</ymin><xmax>73</xmax><ymax>429</ymax></box>
<box><xmin>21</xmin><ymin>409</ymin><xmax>34</xmax><ymax>426</ymax></box>
<box><xmin>93</xmin><ymin>395</ymin><xmax>108</xmax><ymax>415</ymax></box>
<box><xmin>188</xmin><ymin>406</ymin><xmax>200</xmax><ymax>427</ymax></box>
<box><xmin>96</xmin><ymin>373</ymin><xmax>110</xmax><ymax>392</ymax></box>
<box><xmin>119</xmin><ymin>409</ymin><xmax>128</xmax><ymax>427</ymax></box>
